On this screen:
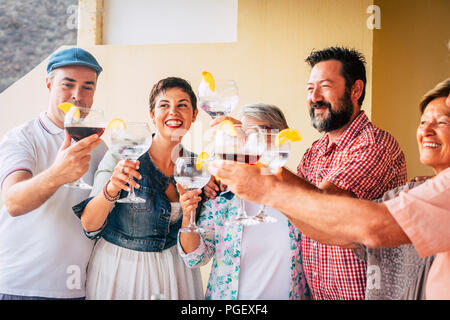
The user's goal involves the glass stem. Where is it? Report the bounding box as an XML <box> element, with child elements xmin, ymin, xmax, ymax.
<box><xmin>127</xmin><ymin>174</ymin><xmax>136</xmax><ymax>199</ymax></box>
<box><xmin>238</xmin><ymin>198</ymin><xmax>246</xmax><ymax>217</ymax></box>
<box><xmin>128</xmin><ymin>184</ymin><xmax>136</xmax><ymax>198</ymax></box>
<box><xmin>189</xmin><ymin>210</ymin><xmax>196</xmax><ymax>227</ymax></box>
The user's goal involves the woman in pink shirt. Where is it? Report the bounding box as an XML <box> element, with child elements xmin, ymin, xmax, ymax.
<box><xmin>384</xmin><ymin>79</ymin><xmax>450</xmax><ymax>299</ymax></box>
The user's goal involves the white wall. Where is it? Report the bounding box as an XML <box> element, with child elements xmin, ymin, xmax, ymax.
<box><xmin>103</xmin><ymin>0</ymin><xmax>238</xmax><ymax>45</ymax></box>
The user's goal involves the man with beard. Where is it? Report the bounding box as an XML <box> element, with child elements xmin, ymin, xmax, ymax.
<box><xmin>205</xmin><ymin>47</ymin><xmax>407</xmax><ymax>299</ymax></box>
<box><xmin>294</xmin><ymin>47</ymin><xmax>407</xmax><ymax>299</ymax></box>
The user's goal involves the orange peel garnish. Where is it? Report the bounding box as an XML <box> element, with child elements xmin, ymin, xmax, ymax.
<box><xmin>196</xmin><ymin>152</ymin><xmax>210</xmax><ymax>170</ymax></box>
<box><xmin>275</xmin><ymin>128</ymin><xmax>302</xmax><ymax>146</ymax></box>
<box><xmin>107</xmin><ymin>118</ymin><xmax>126</xmax><ymax>130</ymax></box>
<box><xmin>217</xmin><ymin>120</ymin><xmax>238</xmax><ymax>137</ymax></box>
<box><xmin>58</xmin><ymin>102</ymin><xmax>80</xmax><ymax>121</ymax></box>
<box><xmin>201</xmin><ymin>71</ymin><xmax>215</xmax><ymax>92</ymax></box>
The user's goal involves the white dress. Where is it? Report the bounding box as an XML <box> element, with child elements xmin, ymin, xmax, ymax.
<box><xmin>85</xmin><ymin>202</ymin><xmax>203</xmax><ymax>300</ymax></box>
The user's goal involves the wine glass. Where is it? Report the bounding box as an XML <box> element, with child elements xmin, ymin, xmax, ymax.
<box><xmin>253</xmin><ymin>129</ymin><xmax>291</xmax><ymax>223</ymax></box>
<box><xmin>110</xmin><ymin>122</ymin><xmax>152</xmax><ymax>203</ymax></box>
<box><xmin>174</xmin><ymin>156</ymin><xmax>212</xmax><ymax>233</ymax></box>
<box><xmin>214</xmin><ymin>124</ymin><xmax>265</xmax><ymax>225</ymax></box>
<box><xmin>64</xmin><ymin>106</ymin><xmax>106</xmax><ymax>189</ymax></box>
<box><xmin>198</xmin><ymin>79</ymin><xmax>239</xmax><ymax>119</ymax></box>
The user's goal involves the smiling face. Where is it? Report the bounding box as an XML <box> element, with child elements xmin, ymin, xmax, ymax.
<box><xmin>46</xmin><ymin>65</ymin><xmax>97</xmax><ymax>127</ymax></box>
<box><xmin>306</xmin><ymin>60</ymin><xmax>358</xmax><ymax>133</ymax></box>
<box><xmin>417</xmin><ymin>97</ymin><xmax>450</xmax><ymax>174</ymax></box>
<box><xmin>150</xmin><ymin>87</ymin><xmax>198</xmax><ymax>142</ymax></box>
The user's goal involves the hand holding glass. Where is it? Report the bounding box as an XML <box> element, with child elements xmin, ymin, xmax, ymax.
<box><xmin>64</xmin><ymin>106</ymin><xmax>106</xmax><ymax>189</ymax></box>
<box><xmin>174</xmin><ymin>157</ymin><xmax>211</xmax><ymax>233</ymax></box>
<box><xmin>254</xmin><ymin>129</ymin><xmax>291</xmax><ymax>223</ymax></box>
<box><xmin>110</xmin><ymin>122</ymin><xmax>152</xmax><ymax>203</ymax></box>
<box><xmin>214</xmin><ymin>125</ymin><xmax>265</xmax><ymax>225</ymax></box>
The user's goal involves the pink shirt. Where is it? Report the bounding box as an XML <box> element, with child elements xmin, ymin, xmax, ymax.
<box><xmin>384</xmin><ymin>168</ymin><xmax>450</xmax><ymax>300</ymax></box>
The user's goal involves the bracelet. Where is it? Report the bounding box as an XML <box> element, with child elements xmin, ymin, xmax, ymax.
<box><xmin>103</xmin><ymin>180</ymin><xmax>120</xmax><ymax>203</ymax></box>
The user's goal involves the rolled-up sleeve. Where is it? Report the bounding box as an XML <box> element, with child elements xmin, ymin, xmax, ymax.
<box><xmin>177</xmin><ymin>232</ymin><xmax>212</xmax><ymax>268</ymax></box>
<box><xmin>0</xmin><ymin>128</ymin><xmax>36</xmax><ymax>188</ymax></box>
<box><xmin>90</xmin><ymin>150</ymin><xmax>120</xmax><ymax>197</ymax></box>
<box><xmin>177</xmin><ymin>199</ymin><xmax>219</xmax><ymax>268</ymax></box>
<box><xmin>72</xmin><ymin>196</ymin><xmax>106</xmax><ymax>240</ymax></box>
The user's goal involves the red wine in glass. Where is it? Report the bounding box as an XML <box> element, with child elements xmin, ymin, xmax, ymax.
<box><xmin>216</xmin><ymin>153</ymin><xmax>261</xmax><ymax>165</ymax></box>
<box><xmin>66</xmin><ymin>126</ymin><xmax>105</xmax><ymax>141</ymax></box>
<box><xmin>63</xmin><ymin>106</ymin><xmax>105</xmax><ymax>190</ymax></box>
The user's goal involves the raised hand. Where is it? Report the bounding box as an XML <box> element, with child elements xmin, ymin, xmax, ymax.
<box><xmin>176</xmin><ymin>183</ymin><xmax>202</xmax><ymax>221</ymax></box>
<box><xmin>107</xmin><ymin>159</ymin><xmax>142</xmax><ymax>196</ymax></box>
<box><xmin>203</xmin><ymin>175</ymin><xmax>227</xmax><ymax>200</ymax></box>
<box><xmin>51</xmin><ymin>131</ymin><xmax>102</xmax><ymax>185</ymax></box>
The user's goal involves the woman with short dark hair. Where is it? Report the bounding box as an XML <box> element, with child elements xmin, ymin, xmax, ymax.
<box><xmin>73</xmin><ymin>77</ymin><xmax>203</xmax><ymax>299</ymax></box>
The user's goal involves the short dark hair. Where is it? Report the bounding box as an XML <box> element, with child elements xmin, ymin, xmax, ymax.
<box><xmin>305</xmin><ymin>46</ymin><xmax>367</xmax><ymax>107</ymax></box>
<box><xmin>149</xmin><ymin>77</ymin><xmax>197</xmax><ymax>114</ymax></box>
<box><xmin>419</xmin><ymin>78</ymin><xmax>450</xmax><ymax>113</ymax></box>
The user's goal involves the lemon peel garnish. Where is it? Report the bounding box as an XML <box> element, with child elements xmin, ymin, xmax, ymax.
<box><xmin>58</xmin><ymin>102</ymin><xmax>80</xmax><ymax>121</ymax></box>
<box><xmin>217</xmin><ymin>120</ymin><xmax>238</xmax><ymax>137</ymax></box>
<box><xmin>58</xmin><ymin>102</ymin><xmax>75</xmax><ymax>113</ymax></box>
<box><xmin>275</xmin><ymin>128</ymin><xmax>302</xmax><ymax>146</ymax></box>
<box><xmin>107</xmin><ymin>118</ymin><xmax>127</xmax><ymax>130</ymax></box>
<box><xmin>201</xmin><ymin>71</ymin><xmax>215</xmax><ymax>92</ymax></box>
<box><xmin>196</xmin><ymin>152</ymin><xmax>210</xmax><ymax>170</ymax></box>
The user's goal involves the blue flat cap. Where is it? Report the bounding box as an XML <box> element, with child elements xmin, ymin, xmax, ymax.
<box><xmin>47</xmin><ymin>47</ymin><xmax>103</xmax><ymax>75</ymax></box>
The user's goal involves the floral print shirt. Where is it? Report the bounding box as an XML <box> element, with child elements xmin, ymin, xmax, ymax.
<box><xmin>177</xmin><ymin>191</ymin><xmax>310</xmax><ymax>300</ymax></box>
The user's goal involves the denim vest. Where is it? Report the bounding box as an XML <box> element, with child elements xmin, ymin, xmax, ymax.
<box><xmin>73</xmin><ymin>148</ymin><xmax>201</xmax><ymax>252</ymax></box>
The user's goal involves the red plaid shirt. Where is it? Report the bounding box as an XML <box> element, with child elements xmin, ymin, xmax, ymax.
<box><xmin>297</xmin><ymin>111</ymin><xmax>407</xmax><ymax>300</ymax></box>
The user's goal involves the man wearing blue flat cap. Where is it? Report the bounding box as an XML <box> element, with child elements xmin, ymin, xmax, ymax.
<box><xmin>0</xmin><ymin>47</ymin><xmax>108</xmax><ymax>300</ymax></box>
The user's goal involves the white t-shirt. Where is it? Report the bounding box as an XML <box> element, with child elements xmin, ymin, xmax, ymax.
<box><xmin>0</xmin><ymin>112</ymin><xmax>107</xmax><ymax>298</ymax></box>
<box><xmin>237</xmin><ymin>200</ymin><xmax>291</xmax><ymax>300</ymax></box>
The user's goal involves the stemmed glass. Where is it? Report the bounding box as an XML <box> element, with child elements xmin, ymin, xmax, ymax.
<box><xmin>174</xmin><ymin>156</ymin><xmax>212</xmax><ymax>233</ymax></box>
<box><xmin>253</xmin><ymin>129</ymin><xmax>291</xmax><ymax>223</ymax></box>
<box><xmin>64</xmin><ymin>106</ymin><xmax>106</xmax><ymax>189</ymax></box>
<box><xmin>110</xmin><ymin>122</ymin><xmax>152</xmax><ymax>203</ymax></box>
<box><xmin>198</xmin><ymin>79</ymin><xmax>239</xmax><ymax>119</ymax></box>
<box><xmin>214</xmin><ymin>124</ymin><xmax>265</xmax><ymax>225</ymax></box>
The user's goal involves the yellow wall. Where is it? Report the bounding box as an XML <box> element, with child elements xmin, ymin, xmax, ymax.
<box><xmin>372</xmin><ymin>0</ymin><xmax>450</xmax><ymax>178</ymax></box>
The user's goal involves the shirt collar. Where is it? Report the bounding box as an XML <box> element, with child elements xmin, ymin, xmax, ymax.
<box><xmin>333</xmin><ymin>110</ymin><xmax>369</xmax><ymax>149</ymax></box>
<box><xmin>39</xmin><ymin>112</ymin><xmax>64</xmax><ymax>135</ymax></box>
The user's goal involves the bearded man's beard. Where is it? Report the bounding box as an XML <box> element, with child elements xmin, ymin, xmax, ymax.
<box><xmin>309</xmin><ymin>88</ymin><xmax>354</xmax><ymax>133</ymax></box>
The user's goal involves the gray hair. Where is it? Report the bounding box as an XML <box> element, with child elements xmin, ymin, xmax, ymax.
<box><xmin>419</xmin><ymin>78</ymin><xmax>450</xmax><ymax>113</ymax></box>
<box><xmin>238</xmin><ymin>103</ymin><xmax>289</xmax><ymax>130</ymax></box>
<box><xmin>47</xmin><ymin>69</ymin><xmax>57</xmax><ymax>83</ymax></box>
